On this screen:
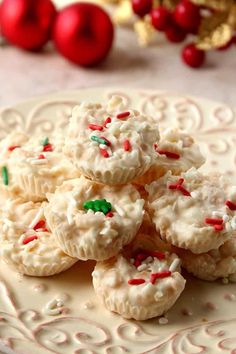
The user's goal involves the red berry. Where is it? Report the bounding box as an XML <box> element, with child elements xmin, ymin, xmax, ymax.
<box><xmin>165</xmin><ymin>22</ymin><xmax>187</xmax><ymax>43</ymax></box>
<box><xmin>182</xmin><ymin>43</ymin><xmax>205</xmax><ymax>68</ymax></box>
<box><xmin>132</xmin><ymin>0</ymin><xmax>152</xmax><ymax>17</ymax></box>
<box><xmin>151</xmin><ymin>6</ymin><xmax>172</xmax><ymax>31</ymax></box>
<box><xmin>174</xmin><ymin>0</ymin><xmax>201</xmax><ymax>32</ymax></box>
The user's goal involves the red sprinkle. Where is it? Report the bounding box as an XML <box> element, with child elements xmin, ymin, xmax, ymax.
<box><xmin>123</xmin><ymin>140</ymin><xmax>131</xmax><ymax>152</ymax></box>
<box><xmin>33</xmin><ymin>220</ymin><xmax>46</xmax><ymax>230</ymax></box>
<box><xmin>23</xmin><ymin>235</ymin><xmax>38</xmax><ymax>245</ymax></box>
<box><xmin>38</xmin><ymin>154</ymin><xmax>46</xmax><ymax>159</ymax></box>
<box><xmin>100</xmin><ymin>148</ymin><xmax>109</xmax><ymax>158</ymax></box>
<box><xmin>106</xmin><ymin>211</ymin><xmax>114</xmax><ymax>218</ymax></box>
<box><xmin>225</xmin><ymin>200</ymin><xmax>236</xmax><ymax>211</ymax></box>
<box><xmin>168</xmin><ymin>178</ymin><xmax>191</xmax><ymax>196</ymax></box>
<box><xmin>157</xmin><ymin>150</ymin><xmax>180</xmax><ymax>159</ymax></box>
<box><xmin>104</xmin><ymin>117</ymin><xmax>112</xmax><ymax>127</ymax></box>
<box><xmin>117</xmin><ymin>111</ymin><xmax>130</xmax><ymax>119</ymax></box>
<box><xmin>89</xmin><ymin>124</ymin><xmax>103</xmax><ymax>131</ymax></box>
<box><xmin>205</xmin><ymin>218</ymin><xmax>224</xmax><ymax>225</ymax></box>
<box><xmin>147</xmin><ymin>250</ymin><xmax>166</xmax><ymax>260</ymax></box>
<box><xmin>8</xmin><ymin>145</ymin><xmax>21</xmax><ymax>152</ymax></box>
<box><xmin>128</xmin><ymin>278</ymin><xmax>145</xmax><ymax>285</ymax></box>
<box><xmin>177</xmin><ymin>185</ymin><xmax>191</xmax><ymax>197</ymax></box>
<box><xmin>214</xmin><ymin>224</ymin><xmax>224</xmax><ymax>231</ymax></box>
<box><xmin>43</xmin><ymin>143</ymin><xmax>53</xmax><ymax>152</ymax></box>
<box><xmin>150</xmin><ymin>271</ymin><xmax>171</xmax><ymax>284</ymax></box>
<box><xmin>100</xmin><ymin>136</ymin><xmax>112</xmax><ymax>146</ymax></box>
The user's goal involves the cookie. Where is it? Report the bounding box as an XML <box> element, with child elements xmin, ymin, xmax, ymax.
<box><xmin>175</xmin><ymin>236</ymin><xmax>236</xmax><ymax>282</ymax></box>
<box><xmin>146</xmin><ymin>168</ymin><xmax>234</xmax><ymax>254</ymax></box>
<box><xmin>135</xmin><ymin>128</ymin><xmax>205</xmax><ymax>185</ymax></box>
<box><xmin>7</xmin><ymin>133</ymin><xmax>79</xmax><ymax>201</ymax></box>
<box><xmin>0</xmin><ymin>131</ymin><xmax>29</xmax><ymax>199</ymax></box>
<box><xmin>92</xmin><ymin>232</ymin><xmax>185</xmax><ymax>320</ymax></box>
<box><xmin>45</xmin><ymin>176</ymin><xmax>145</xmax><ymax>260</ymax></box>
<box><xmin>0</xmin><ymin>198</ymin><xmax>77</xmax><ymax>276</ymax></box>
<box><xmin>65</xmin><ymin>95</ymin><xmax>160</xmax><ymax>185</ymax></box>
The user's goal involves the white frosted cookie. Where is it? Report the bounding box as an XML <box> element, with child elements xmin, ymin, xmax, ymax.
<box><xmin>0</xmin><ymin>198</ymin><xmax>77</xmax><ymax>276</ymax></box>
<box><xmin>45</xmin><ymin>176</ymin><xmax>145</xmax><ymax>260</ymax></box>
<box><xmin>7</xmin><ymin>133</ymin><xmax>79</xmax><ymax>201</ymax></box>
<box><xmin>0</xmin><ymin>131</ymin><xmax>30</xmax><ymax>199</ymax></box>
<box><xmin>92</xmin><ymin>235</ymin><xmax>185</xmax><ymax>320</ymax></box>
<box><xmin>175</xmin><ymin>236</ymin><xmax>236</xmax><ymax>282</ymax></box>
<box><xmin>135</xmin><ymin>128</ymin><xmax>205</xmax><ymax>185</ymax></box>
<box><xmin>65</xmin><ymin>95</ymin><xmax>160</xmax><ymax>185</ymax></box>
<box><xmin>146</xmin><ymin>168</ymin><xmax>234</xmax><ymax>254</ymax></box>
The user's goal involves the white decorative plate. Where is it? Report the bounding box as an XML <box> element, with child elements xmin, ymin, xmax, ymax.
<box><xmin>0</xmin><ymin>88</ymin><xmax>236</xmax><ymax>354</ymax></box>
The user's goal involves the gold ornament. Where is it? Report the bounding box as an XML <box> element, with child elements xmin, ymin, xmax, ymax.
<box><xmin>134</xmin><ymin>16</ymin><xmax>155</xmax><ymax>46</ymax></box>
<box><xmin>113</xmin><ymin>0</ymin><xmax>133</xmax><ymax>25</ymax></box>
<box><xmin>196</xmin><ymin>11</ymin><xmax>233</xmax><ymax>49</ymax></box>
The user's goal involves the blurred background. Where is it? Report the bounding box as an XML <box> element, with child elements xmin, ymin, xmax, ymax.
<box><xmin>0</xmin><ymin>0</ymin><xmax>235</xmax><ymax>106</ymax></box>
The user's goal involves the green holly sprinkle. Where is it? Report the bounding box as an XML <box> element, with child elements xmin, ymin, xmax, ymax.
<box><xmin>83</xmin><ymin>199</ymin><xmax>112</xmax><ymax>214</ymax></box>
<box><xmin>2</xmin><ymin>166</ymin><xmax>9</xmax><ymax>186</ymax></box>
<box><xmin>42</xmin><ymin>137</ymin><xmax>49</xmax><ymax>146</ymax></box>
<box><xmin>90</xmin><ymin>136</ymin><xmax>108</xmax><ymax>145</ymax></box>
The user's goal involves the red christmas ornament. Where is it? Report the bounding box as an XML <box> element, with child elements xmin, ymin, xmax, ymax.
<box><xmin>0</xmin><ymin>0</ymin><xmax>56</xmax><ymax>51</ymax></box>
<box><xmin>182</xmin><ymin>43</ymin><xmax>205</xmax><ymax>68</ymax></box>
<box><xmin>174</xmin><ymin>0</ymin><xmax>201</xmax><ymax>32</ymax></box>
<box><xmin>151</xmin><ymin>6</ymin><xmax>172</xmax><ymax>32</ymax></box>
<box><xmin>165</xmin><ymin>22</ymin><xmax>187</xmax><ymax>43</ymax></box>
<box><xmin>53</xmin><ymin>3</ymin><xmax>114</xmax><ymax>67</ymax></box>
<box><xmin>132</xmin><ymin>0</ymin><xmax>152</xmax><ymax>17</ymax></box>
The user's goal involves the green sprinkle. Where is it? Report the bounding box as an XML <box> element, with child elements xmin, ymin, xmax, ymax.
<box><xmin>2</xmin><ymin>166</ymin><xmax>9</xmax><ymax>186</ymax></box>
<box><xmin>91</xmin><ymin>136</ymin><xmax>108</xmax><ymax>145</ymax></box>
<box><xmin>42</xmin><ymin>137</ymin><xmax>49</xmax><ymax>146</ymax></box>
<box><xmin>83</xmin><ymin>199</ymin><xmax>112</xmax><ymax>214</ymax></box>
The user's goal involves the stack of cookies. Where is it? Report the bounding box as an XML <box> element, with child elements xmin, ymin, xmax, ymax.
<box><xmin>0</xmin><ymin>95</ymin><xmax>236</xmax><ymax>321</ymax></box>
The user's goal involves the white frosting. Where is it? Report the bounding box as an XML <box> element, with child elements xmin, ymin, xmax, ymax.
<box><xmin>179</xmin><ymin>234</ymin><xmax>236</xmax><ymax>281</ymax></box>
<box><xmin>135</xmin><ymin>128</ymin><xmax>205</xmax><ymax>185</ymax></box>
<box><xmin>7</xmin><ymin>133</ymin><xmax>79</xmax><ymax>199</ymax></box>
<box><xmin>146</xmin><ymin>168</ymin><xmax>235</xmax><ymax>254</ymax></box>
<box><xmin>0</xmin><ymin>199</ymin><xmax>76</xmax><ymax>276</ymax></box>
<box><xmin>92</xmin><ymin>249</ymin><xmax>185</xmax><ymax>320</ymax></box>
<box><xmin>45</xmin><ymin>176</ymin><xmax>145</xmax><ymax>260</ymax></box>
<box><xmin>65</xmin><ymin>95</ymin><xmax>160</xmax><ymax>183</ymax></box>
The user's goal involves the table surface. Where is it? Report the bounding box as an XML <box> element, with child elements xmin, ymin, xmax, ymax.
<box><xmin>0</xmin><ymin>1</ymin><xmax>235</xmax><ymax>108</ymax></box>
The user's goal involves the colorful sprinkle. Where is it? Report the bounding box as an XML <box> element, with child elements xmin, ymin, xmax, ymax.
<box><xmin>33</xmin><ymin>220</ymin><xmax>46</xmax><ymax>231</ymax></box>
<box><xmin>100</xmin><ymin>148</ymin><xmax>109</xmax><ymax>158</ymax></box>
<box><xmin>128</xmin><ymin>278</ymin><xmax>145</xmax><ymax>285</ymax></box>
<box><xmin>168</xmin><ymin>178</ymin><xmax>191</xmax><ymax>196</ymax></box>
<box><xmin>38</xmin><ymin>154</ymin><xmax>46</xmax><ymax>159</ymax></box>
<box><xmin>42</xmin><ymin>137</ymin><xmax>49</xmax><ymax>146</ymax></box>
<box><xmin>8</xmin><ymin>145</ymin><xmax>20</xmax><ymax>152</ymax></box>
<box><xmin>89</xmin><ymin>124</ymin><xmax>103</xmax><ymax>131</ymax></box>
<box><xmin>43</xmin><ymin>143</ymin><xmax>53</xmax><ymax>152</ymax></box>
<box><xmin>2</xmin><ymin>166</ymin><xmax>8</xmax><ymax>186</ymax></box>
<box><xmin>117</xmin><ymin>111</ymin><xmax>130</xmax><ymax>119</ymax></box>
<box><xmin>100</xmin><ymin>136</ymin><xmax>111</xmax><ymax>146</ymax></box>
<box><xmin>91</xmin><ymin>136</ymin><xmax>108</xmax><ymax>145</ymax></box>
<box><xmin>157</xmin><ymin>149</ymin><xmax>180</xmax><ymax>159</ymax></box>
<box><xmin>106</xmin><ymin>211</ymin><xmax>114</xmax><ymax>218</ymax></box>
<box><xmin>83</xmin><ymin>199</ymin><xmax>112</xmax><ymax>215</ymax></box>
<box><xmin>205</xmin><ymin>218</ymin><xmax>224</xmax><ymax>225</ymax></box>
<box><xmin>150</xmin><ymin>271</ymin><xmax>171</xmax><ymax>284</ymax></box>
<box><xmin>214</xmin><ymin>224</ymin><xmax>224</xmax><ymax>231</ymax></box>
<box><xmin>23</xmin><ymin>235</ymin><xmax>38</xmax><ymax>245</ymax></box>
<box><xmin>123</xmin><ymin>139</ymin><xmax>131</xmax><ymax>152</ymax></box>
<box><xmin>225</xmin><ymin>200</ymin><xmax>236</xmax><ymax>211</ymax></box>
<box><xmin>104</xmin><ymin>117</ymin><xmax>112</xmax><ymax>127</ymax></box>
